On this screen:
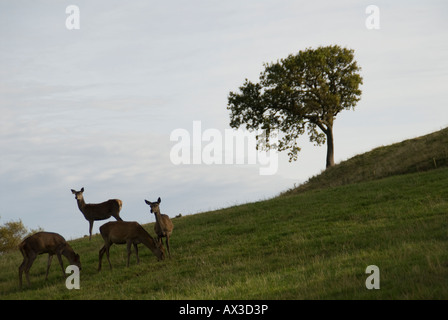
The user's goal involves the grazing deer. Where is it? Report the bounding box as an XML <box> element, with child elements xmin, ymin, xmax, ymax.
<box><xmin>71</xmin><ymin>187</ymin><xmax>123</xmax><ymax>240</ymax></box>
<box><xmin>144</xmin><ymin>197</ymin><xmax>174</xmax><ymax>258</ymax></box>
<box><xmin>98</xmin><ymin>221</ymin><xmax>165</xmax><ymax>271</ymax></box>
<box><xmin>18</xmin><ymin>232</ymin><xmax>81</xmax><ymax>288</ymax></box>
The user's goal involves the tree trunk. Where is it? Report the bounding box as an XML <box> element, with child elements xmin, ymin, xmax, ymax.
<box><xmin>326</xmin><ymin>127</ymin><xmax>335</xmax><ymax>168</ymax></box>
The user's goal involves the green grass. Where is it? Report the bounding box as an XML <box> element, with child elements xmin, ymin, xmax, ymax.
<box><xmin>1</xmin><ymin>167</ymin><xmax>448</xmax><ymax>299</ymax></box>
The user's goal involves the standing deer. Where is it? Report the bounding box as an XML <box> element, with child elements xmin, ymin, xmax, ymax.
<box><xmin>18</xmin><ymin>232</ymin><xmax>81</xmax><ymax>288</ymax></box>
<box><xmin>98</xmin><ymin>221</ymin><xmax>165</xmax><ymax>271</ymax></box>
<box><xmin>144</xmin><ymin>197</ymin><xmax>174</xmax><ymax>258</ymax></box>
<box><xmin>71</xmin><ymin>187</ymin><xmax>123</xmax><ymax>240</ymax></box>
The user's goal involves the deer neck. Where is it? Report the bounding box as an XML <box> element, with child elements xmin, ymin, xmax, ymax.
<box><xmin>140</xmin><ymin>230</ymin><xmax>158</xmax><ymax>253</ymax></box>
<box><xmin>76</xmin><ymin>197</ymin><xmax>87</xmax><ymax>212</ymax></box>
<box><xmin>141</xmin><ymin>234</ymin><xmax>154</xmax><ymax>249</ymax></box>
<box><xmin>61</xmin><ymin>245</ymin><xmax>75</xmax><ymax>262</ymax></box>
<box><xmin>154</xmin><ymin>210</ymin><xmax>164</xmax><ymax>225</ymax></box>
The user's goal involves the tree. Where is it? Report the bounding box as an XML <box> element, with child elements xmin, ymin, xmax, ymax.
<box><xmin>0</xmin><ymin>218</ymin><xmax>41</xmax><ymax>253</ymax></box>
<box><xmin>227</xmin><ymin>45</ymin><xmax>363</xmax><ymax>168</ymax></box>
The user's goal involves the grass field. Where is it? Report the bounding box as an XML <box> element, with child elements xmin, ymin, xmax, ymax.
<box><xmin>1</xmin><ymin>165</ymin><xmax>448</xmax><ymax>299</ymax></box>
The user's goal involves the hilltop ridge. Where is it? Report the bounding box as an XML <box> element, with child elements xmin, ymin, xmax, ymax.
<box><xmin>284</xmin><ymin>127</ymin><xmax>448</xmax><ymax>194</ymax></box>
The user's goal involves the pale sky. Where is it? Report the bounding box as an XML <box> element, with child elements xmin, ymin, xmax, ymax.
<box><xmin>1</xmin><ymin>1</ymin><xmax>447</xmax><ymax>239</ymax></box>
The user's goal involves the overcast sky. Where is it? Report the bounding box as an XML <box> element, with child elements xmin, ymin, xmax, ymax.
<box><xmin>1</xmin><ymin>1</ymin><xmax>447</xmax><ymax>239</ymax></box>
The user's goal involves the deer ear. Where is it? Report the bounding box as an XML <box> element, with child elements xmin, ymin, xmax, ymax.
<box><xmin>81</xmin><ymin>187</ymin><xmax>84</xmax><ymax>192</ymax></box>
<box><xmin>157</xmin><ymin>197</ymin><xmax>161</xmax><ymax>203</ymax></box>
<box><xmin>71</xmin><ymin>189</ymin><xmax>76</xmax><ymax>194</ymax></box>
<box><xmin>144</xmin><ymin>200</ymin><xmax>150</xmax><ymax>205</ymax></box>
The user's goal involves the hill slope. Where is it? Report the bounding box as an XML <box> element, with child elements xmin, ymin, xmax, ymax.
<box><xmin>1</xmin><ymin>168</ymin><xmax>448</xmax><ymax>299</ymax></box>
<box><xmin>284</xmin><ymin>127</ymin><xmax>448</xmax><ymax>194</ymax></box>
<box><xmin>1</xmin><ymin>129</ymin><xmax>448</xmax><ymax>299</ymax></box>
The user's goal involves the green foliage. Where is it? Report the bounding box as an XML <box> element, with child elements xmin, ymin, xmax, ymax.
<box><xmin>228</xmin><ymin>45</ymin><xmax>363</xmax><ymax>166</ymax></box>
<box><xmin>0</xmin><ymin>219</ymin><xmax>28</xmax><ymax>253</ymax></box>
<box><xmin>0</xmin><ymin>218</ymin><xmax>43</xmax><ymax>254</ymax></box>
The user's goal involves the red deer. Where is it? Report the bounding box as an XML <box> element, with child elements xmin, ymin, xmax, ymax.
<box><xmin>71</xmin><ymin>187</ymin><xmax>123</xmax><ymax>240</ymax></box>
<box><xmin>144</xmin><ymin>197</ymin><xmax>174</xmax><ymax>258</ymax></box>
<box><xmin>98</xmin><ymin>221</ymin><xmax>165</xmax><ymax>271</ymax></box>
<box><xmin>18</xmin><ymin>232</ymin><xmax>81</xmax><ymax>287</ymax></box>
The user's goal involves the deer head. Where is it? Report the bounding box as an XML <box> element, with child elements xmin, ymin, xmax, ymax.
<box><xmin>156</xmin><ymin>240</ymin><xmax>166</xmax><ymax>260</ymax></box>
<box><xmin>144</xmin><ymin>197</ymin><xmax>161</xmax><ymax>214</ymax></box>
<box><xmin>71</xmin><ymin>187</ymin><xmax>85</xmax><ymax>200</ymax></box>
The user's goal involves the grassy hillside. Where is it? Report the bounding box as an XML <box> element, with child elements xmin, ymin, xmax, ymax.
<box><xmin>1</xmin><ymin>166</ymin><xmax>448</xmax><ymax>299</ymax></box>
<box><xmin>1</xmin><ymin>128</ymin><xmax>448</xmax><ymax>299</ymax></box>
<box><xmin>284</xmin><ymin>127</ymin><xmax>448</xmax><ymax>194</ymax></box>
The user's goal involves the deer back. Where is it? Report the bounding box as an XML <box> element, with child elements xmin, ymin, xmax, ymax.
<box><xmin>100</xmin><ymin>221</ymin><xmax>164</xmax><ymax>260</ymax></box>
<box><xmin>20</xmin><ymin>232</ymin><xmax>67</xmax><ymax>255</ymax></box>
<box><xmin>100</xmin><ymin>221</ymin><xmax>144</xmax><ymax>243</ymax></box>
<box><xmin>83</xmin><ymin>199</ymin><xmax>122</xmax><ymax>220</ymax></box>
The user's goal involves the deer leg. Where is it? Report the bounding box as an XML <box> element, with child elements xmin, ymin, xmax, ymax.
<box><xmin>45</xmin><ymin>254</ymin><xmax>53</xmax><ymax>280</ymax></box>
<box><xmin>166</xmin><ymin>236</ymin><xmax>171</xmax><ymax>258</ymax></box>
<box><xmin>56</xmin><ymin>253</ymin><xmax>65</xmax><ymax>277</ymax></box>
<box><xmin>98</xmin><ymin>245</ymin><xmax>106</xmax><ymax>271</ymax></box>
<box><xmin>24</xmin><ymin>253</ymin><xmax>37</xmax><ymax>286</ymax></box>
<box><xmin>105</xmin><ymin>245</ymin><xmax>112</xmax><ymax>269</ymax></box>
<box><xmin>133</xmin><ymin>243</ymin><xmax>139</xmax><ymax>264</ymax></box>
<box><xmin>126</xmin><ymin>241</ymin><xmax>132</xmax><ymax>267</ymax></box>
<box><xmin>19</xmin><ymin>256</ymin><xmax>28</xmax><ymax>288</ymax></box>
<box><xmin>89</xmin><ymin>220</ymin><xmax>94</xmax><ymax>240</ymax></box>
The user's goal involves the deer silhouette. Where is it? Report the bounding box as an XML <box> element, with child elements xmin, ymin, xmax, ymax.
<box><xmin>71</xmin><ymin>187</ymin><xmax>123</xmax><ymax>240</ymax></box>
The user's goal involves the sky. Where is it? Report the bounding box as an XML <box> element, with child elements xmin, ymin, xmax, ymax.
<box><xmin>1</xmin><ymin>0</ymin><xmax>447</xmax><ymax>239</ymax></box>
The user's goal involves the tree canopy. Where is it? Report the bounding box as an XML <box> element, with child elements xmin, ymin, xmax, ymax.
<box><xmin>228</xmin><ymin>45</ymin><xmax>363</xmax><ymax>168</ymax></box>
<box><xmin>0</xmin><ymin>218</ymin><xmax>41</xmax><ymax>253</ymax></box>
